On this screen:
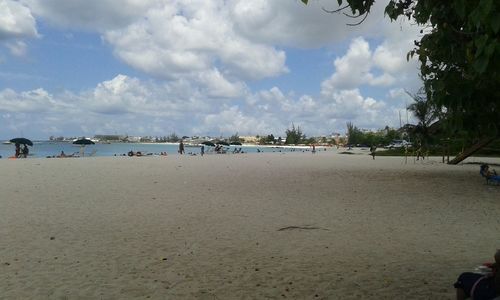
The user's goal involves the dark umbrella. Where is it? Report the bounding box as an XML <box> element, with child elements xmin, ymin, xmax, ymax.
<box><xmin>230</xmin><ymin>141</ymin><xmax>242</xmax><ymax>145</ymax></box>
<box><xmin>73</xmin><ymin>138</ymin><xmax>95</xmax><ymax>145</ymax></box>
<box><xmin>73</xmin><ymin>138</ymin><xmax>95</xmax><ymax>157</ymax></box>
<box><xmin>9</xmin><ymin>137</ymin><xmax>33</xmax><ymax>146</ymax></box>
<box><xmin>216</xmin><ymin>141</ymin><xmax>230</xmax><ymax>146</ymax></box>
<box><xmin>201</xmin><ymin>141</ymin><xmax>215</xmax><ymax>147</ymax></box>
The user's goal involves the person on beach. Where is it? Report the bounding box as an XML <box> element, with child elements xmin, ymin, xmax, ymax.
<box><xmin>312</xmin><ymin>144</ymin><xmax>316</xmax><ymax>154</ymax></box>
<box><xmin>22</xmin><ymin>145</ymin><xmax>29</xmax><ymax>158</ymax></box>
<box><xmin>454</xmin><ymin>249</ymin><xmax>500</xmax><ymax>300</ymax></box>
<box><xmin>415</xmin><ymin>141</ymin><xmax>423</xmax><ymax>160</ymax></box>
<box><xmin>481</xmin><ymin>164</ymin><xmax>499</xmax><ymax>179</ymax></box>
<box><xmin>480</xmin><ymin>164</ymin><xmax>500</xmax><ymax>185</ymax></box>
<box><xmin>15</xmin><ymin>143</ymin><xmax>20</xmax><ymax>158</ymax></box>
<box><xmin>180</xmin><ymin>141</ymin><xmax>185</xmax><ymax>154</ymax></box>
<box><xmin>200</xmin><ymin>145</ymin><xmax>204</xmax><ymax>156</ymax></box>
<box><xmin>370</xmin><ymin>145</ymin><xmax>376</xmax><ymax>160</ymax></box>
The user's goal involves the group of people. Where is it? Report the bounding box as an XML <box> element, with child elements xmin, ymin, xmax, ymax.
<box><xmin>177</xmin><ymin>141</ymin><xmax>237</xmax><ymax>156</ymax></box>
<box><xmin>14</xmin><ymin>143</ymin><xmax>29</xmax><ymax>158</ymax></box>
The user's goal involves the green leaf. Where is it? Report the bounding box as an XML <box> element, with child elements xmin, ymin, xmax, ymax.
<box><xmin>475</xmin><ymin>35</ymin><xmax>488</xmax><ymax>57</ymax></box>
<box><xmin>485</xmin><ymin>42</ymin><xmax>496</xmax><ymax>56</ymax></box>
<box><xmin>473</xmin><ymin>56</ymin><xmax>489</xmax><ymax>73</ymax></box>
<box><xmin>454</xmin><ymin>0</ymin><xmax>466</xmax><ymax>19</ymax></box>
<box><xmin>480</xmin><ymin>0</ymin><xmax>493</xmax><ymax>17</ymax></box>
<box><xmin>301</xmin><ymin>0</ymin><xmax>308</xmax><ymax>4</ymax></box>
<box><xmin>491</xmin><ymin>13</ymin><xmax>500</xmax><ymax>33</ymax></box>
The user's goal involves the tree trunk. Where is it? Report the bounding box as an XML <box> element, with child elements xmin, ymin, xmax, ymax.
<box><xmin>447</xmin><ymin>137</ymin><xmax>495</xmax><ymax>165</ymax></box>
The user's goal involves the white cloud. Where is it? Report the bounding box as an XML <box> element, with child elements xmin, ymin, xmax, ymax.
<box><xmin>230</xmin><ymin>0</ymin><xmax>389</xmax><ymax>48</ymax></box>
<box><xmin>0</xmin><ymin>1</ymin><xmax>426</xmax><ymax>139</ymax></box>
<box><xmin>196</xmin><ymin>69</ymin><xmax>247</xmax><ymax>98</ymax></box>
<box><xmin>202</xmin><ymin>106</ymin><xmax>277</xmax><ymax>136</ymax></box>
<box><xmin>321</xmin><ymin>37</ymin><xmax>373</xmax><ymax>92</ymax></box>
<box><xmin>21</xmin><ymin>0</ymin><xmax>158</xmax><ymax>31</ymax></box>
<box><xmin>104</xmin><ymin>1</ymin><xmax>287</xmax><ymax>83</ymax></box>
<box><xmin>320</xmin><ymin>89</ymin><xmax>385</xmax><ymax>124</ymax></box>
<box><xmin>0</xmin><ymin>71</ymin><xmax>410</xmax><ymax>139</ymax></box>
<box><xmin>87</xmin><ymin>74</ymin><xmax>150</xmax><ymax>114</ymax></box>
<box><xmin>0</xmin><ymin>88</ymin><xmax>58</xmax><ymax>113</ymax></box>
<box><xmin>0</xmin><ymin>0</ymin><xmax>38</xmax><ymax>40</ymax></box>
<box><xmin>5</xmin><ymin>40</ymin><xmax>28</xmax><ymax>56</ymax></box>
<box><xmin>321</xmin><ymin>36</ymin><xmax>418</xmax><ymax>95</ymax></box>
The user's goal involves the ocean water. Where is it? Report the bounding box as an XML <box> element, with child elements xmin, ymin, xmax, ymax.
<box><xmin>0</xmin><ymin>141</ymin><xmax>317</xmax><ymax>159</ymax></box>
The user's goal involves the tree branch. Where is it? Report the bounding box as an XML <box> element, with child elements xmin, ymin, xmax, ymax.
<box><xmin>322</xmin><ymin>4</ymin><xmax>350</xmax><ymax>14</ymax></box>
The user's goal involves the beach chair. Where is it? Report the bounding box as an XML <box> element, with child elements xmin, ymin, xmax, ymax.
<box><xmin>479</xmin><ymin>165</ymin><xmax>500</xmax><ymax>185</ymax></box>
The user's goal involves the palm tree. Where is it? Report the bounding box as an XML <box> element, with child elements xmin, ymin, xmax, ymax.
<box><xmin>406</xmin><ymin>88</ymin><xmax>439</xmax><ymax>150</ymax></box>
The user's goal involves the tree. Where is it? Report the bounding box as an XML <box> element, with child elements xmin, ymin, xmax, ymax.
<box><xmin>259</xmin><ymin>134</ymin><xmax>276</xmax><ymax>145</ymax></box>
<box><xmin>229</xmin><ymin>132</ymin><xmax>240</xmax><ymax>143</ymax></box>
<box><xmin>407</xmin><ymin>87</ymin><xmax>440</xmax><ymax>147</ymax></box>
<box><xmin>346</xmin><ymin>122</ymin><xmax>363</xmax><ymax>145</ymax></box>
<box><xmin>285</xmin><ymin>123</ymin><xmax>305</xmax><ymax>144</ymax></box>
<box><xmin>301</xmin><ymin>0</ymin><xmax>500</xmax><ymax>137</ymax></box>
<box><xmin>267</xmin><ymin>134</ymin><xmax>275</xmax><ymax>144</ymax></box>
<box><xmin>166</xmin><ymin>133</ymin><xmax>180</xmax><ymax>143</ymax></box>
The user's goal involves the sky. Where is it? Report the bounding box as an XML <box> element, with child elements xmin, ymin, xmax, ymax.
<box><xmin>0</xmin><ymin>0</ymin><xmax>423</xmax><ymax>140</ymax></box>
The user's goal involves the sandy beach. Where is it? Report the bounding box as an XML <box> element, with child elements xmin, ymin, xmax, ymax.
<box><xmin>0</xmin><ymin>151</ymin><xmax>499</xmax><ymax>299</ymax></box>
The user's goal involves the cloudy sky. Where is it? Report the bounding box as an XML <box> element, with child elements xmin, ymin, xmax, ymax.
<box><xmin>0</xmin><ymin>0</ymin><xmax>422</xmax><ymax>140</ymax></box>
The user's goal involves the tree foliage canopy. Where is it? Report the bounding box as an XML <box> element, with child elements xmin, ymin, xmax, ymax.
<box><xmin>301</xmin><ymin>0</ymin><xmax>500</xmax><ymax>137</ymax></box>
<box><xmin>285</xmin><ymin>123</ymin><xmax>305</xmax><ymax>144</ymax></box>
<box><xmin>346</xmin><ymin>122</ymin><xmax>400</xmax><ymax>146</ymax></box>
<box><xmin>406</xmin><ymin>88</ymin><xmax>440</xmax><ymax>147</ymax></box>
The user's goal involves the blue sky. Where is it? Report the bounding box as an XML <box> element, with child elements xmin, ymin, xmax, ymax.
<box><xmin>0</xmin><ymin>0</ymin><xmax>422</xmax><ymax>140</ymax></box>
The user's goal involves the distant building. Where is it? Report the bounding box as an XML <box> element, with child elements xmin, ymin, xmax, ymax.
<box><xmin>126</xmin><ymin>136</ymin><xmax>142</xmax><ymax>143</ymax></box>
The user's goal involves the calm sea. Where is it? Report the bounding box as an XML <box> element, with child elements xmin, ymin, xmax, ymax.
<box><xmin>0</xmin><ymin>141</ymin><xmax>316</xmax><ymax>159</ymax></box>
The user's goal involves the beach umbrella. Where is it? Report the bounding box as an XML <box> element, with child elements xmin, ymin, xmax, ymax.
<box><xmin>9</xmin><ymin>137</ymin><xmax>33</xmax><ymax>146</ymax></box>
<box><xmin>216</xmin><ymin>141</ymin><xmax>230</xmax><ymax>146</ymax></box>
<box><xmin>201</xmin><ymin>141</ymin><xmax>215</xmax><ymax>147</ymax></box>
<box><xmin>72</xmin><ymin>138</ymin><xmax>95</xmax><ymax>145</ymax></box>
<box><xmin>73</xmin><ymin>138</ymin><xmax>95</xmax><ymax>157</ymax></box>
<box><xmin>230</xmin><ymin>141</ymin><xmax>242</xmax><ymax>145</ymax></box>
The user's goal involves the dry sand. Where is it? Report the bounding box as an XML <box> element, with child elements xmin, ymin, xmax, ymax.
<box><xmin>0</xmin><ymin>151</ymin><xmax>499</xmax><ymax>299</ymax></box>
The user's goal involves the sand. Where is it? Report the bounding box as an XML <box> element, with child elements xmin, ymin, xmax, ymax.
<box><xmin>0</xmin><ymin>151</ymin><xmax>499</xmax><ymax>299</ymax></box>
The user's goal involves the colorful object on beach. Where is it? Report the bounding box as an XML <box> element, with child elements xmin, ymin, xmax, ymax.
<box><xmin>9</xmin><ymin>137</ymin><xmax>33</xmax><ymax>146</ymax></box>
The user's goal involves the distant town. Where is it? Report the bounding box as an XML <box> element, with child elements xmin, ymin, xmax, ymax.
<box><xmin>47</xmin><ymin>125</ymin><xmax>411</xmax><ymax>147</ymax></box>
<box><xmin>48</xmin><ymin>132</ymin><xmax>346</xmax><ymax>146</ymax></box>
